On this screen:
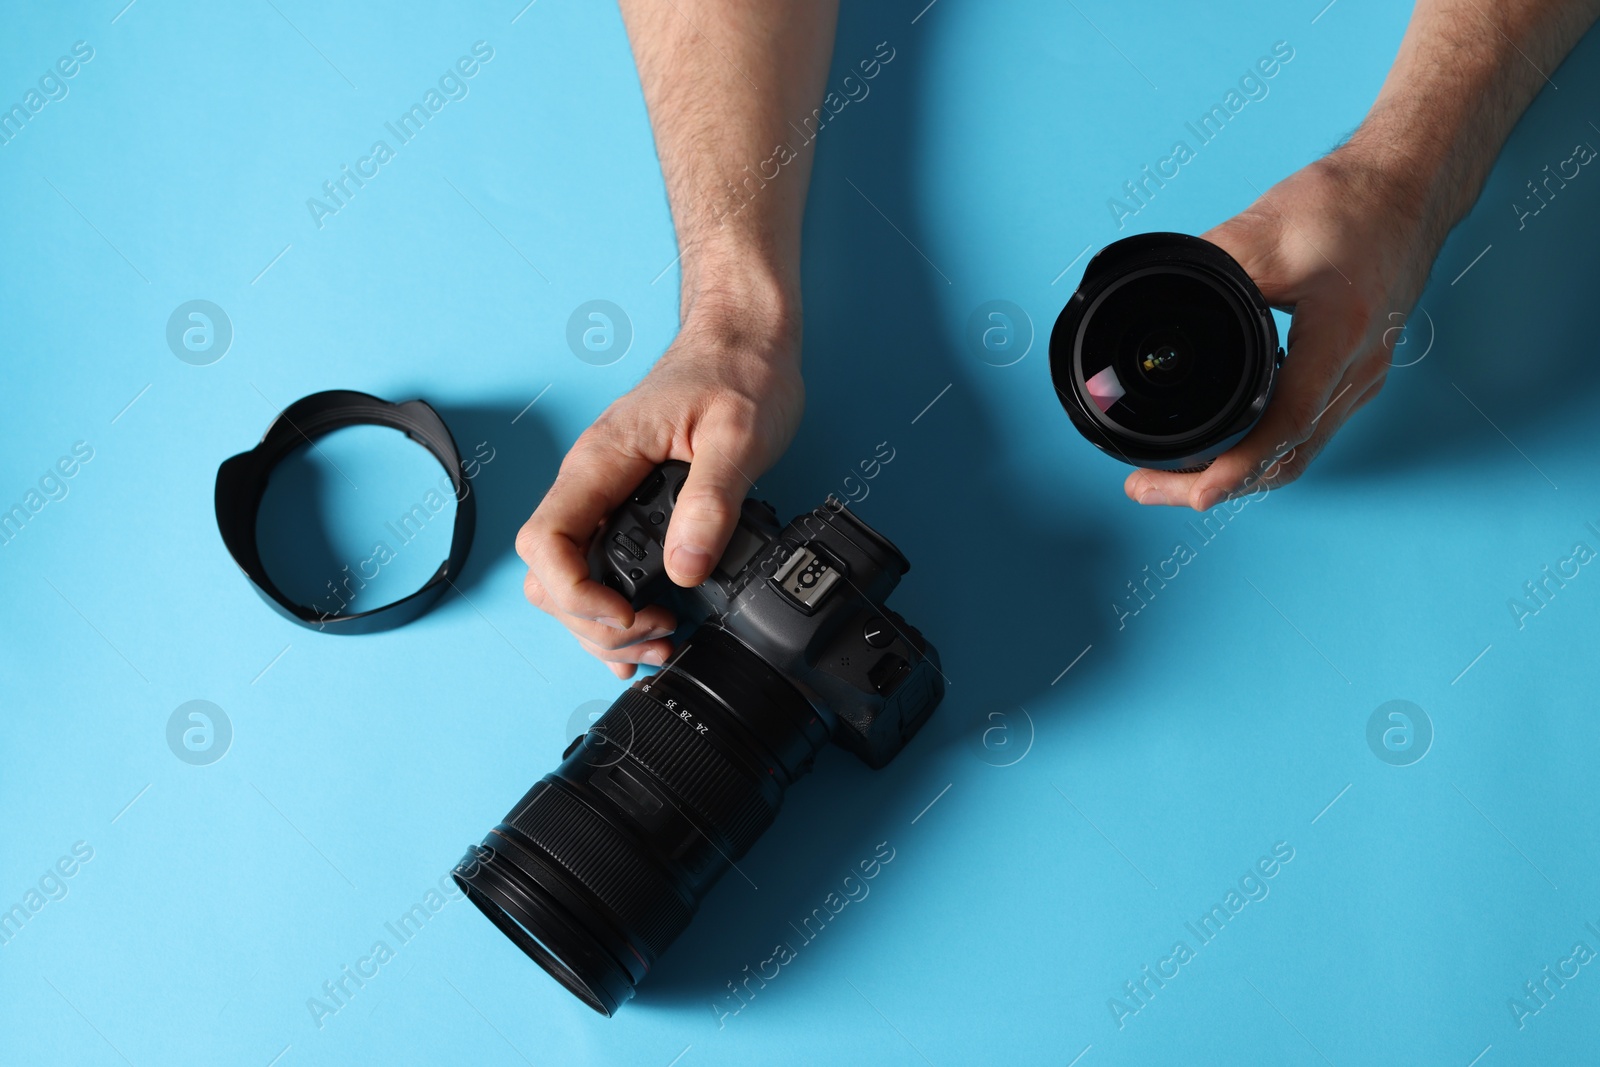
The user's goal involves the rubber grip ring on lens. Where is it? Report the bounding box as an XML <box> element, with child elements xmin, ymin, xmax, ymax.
<box><xmin>602</xmin><ymin>687</ymin><xmax>779</xmax><ymax>856</ymax></box>
<box><xmin>506</xmin><ymin>782</ymin><xmax>693</xmax><ymax>958</ymax></box>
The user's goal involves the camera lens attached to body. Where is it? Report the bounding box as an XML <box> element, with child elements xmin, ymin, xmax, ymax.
<box><xmin>1050</xmin><ymin>232</ymin><xmax>1283</xmax><ymax>471</ymax></box>
<box><xmin>454</xmin><ymin>462</ymin><xmax>943</xmax><ymax>1016</ymax></box>
<box><xmin>454</xmin><ymin>625</ymin><xmax>824</xmax><ymax>1016</ymax></box>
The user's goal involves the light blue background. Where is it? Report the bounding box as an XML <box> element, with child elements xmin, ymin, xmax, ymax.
<box><xmin>4</xmin><ymin>1</ymin><xmax>1600</xmax><ymax>1064</ymax></box>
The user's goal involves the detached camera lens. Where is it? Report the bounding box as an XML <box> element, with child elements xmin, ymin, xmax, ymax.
<box><xmin>1050</xmin><ymin>233</ymin><xmax>1282</xmax><ymax>471</ymax></box>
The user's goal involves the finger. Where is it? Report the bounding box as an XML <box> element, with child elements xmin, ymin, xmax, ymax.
<box><xmin>1269</xmin><ymin>337</ymin><xmax>1389</xmax><ymax>478</ymax></box>
<box><xmin>1124</xmin><ymin>372</ymin><xmax>1335</xmax><ymax>509</ymax></box>
<box><xmin>523</xmin><ymin>569</ymin><xmax>678</xmax><ymax>649</ymax></box>
<box><xmin>1348</xmin><ymin>373</ymin><xmax>1384</xmax><ymax>416</ymax></box>
<box><xmin>567</xmin><ymin>606</ymin><xmax>677</xmax><ymax>653</ymax></box>
<box><xmin>517</xmin><ymin>429</ymin><xmax>659</xmax><ymax>627</ymax></box>
<box><xmin>663</xmin><ymin>430</ymin><xmax>762</xmax><ymax>587</ymax></box>
<box><xmin>1127</xmin><ymin>305</ymin><xmax>1354</xmax><ymax>509</ymax></box>
<box><xmin>1263</xmin><ymin>373</ymin><xmax>1386</xmax><ymax>486</ymax></box>
<box><xmin>1246</xmin><ymin>378</ymin><xmax>1358</xmax><ymax>487</ymax></box>
<box><xmin>577</xmin><ymin>632</ymin><xmax>674</xmax><ymax>669</ymax></box>
<box><xmin>1171</xmin><ymin>356</ymin><xmax>1382</xmax><ymax>503</ymax></box>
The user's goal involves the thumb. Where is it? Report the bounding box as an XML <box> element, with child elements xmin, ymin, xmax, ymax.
<box><xmin>663</xmin><ymin>436</ymin><xmax>759</xmax><ymax>587</ymax></box>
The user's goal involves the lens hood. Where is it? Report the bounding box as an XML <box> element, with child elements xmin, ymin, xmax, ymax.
<box><xmin>214</xmin><ymin>390</ymin><xmax>476</xmax><ymax>632</ymax></box>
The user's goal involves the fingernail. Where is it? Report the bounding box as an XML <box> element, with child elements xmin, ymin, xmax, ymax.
<box><xmin>642</xmin><ymin>647</ymin><xmax>667</xmax><ymax>667</ymax></box>
<box><xmin>597</xmin><ymin>616</ymin><xmax>628</xmax><ymax>631</ymax></box>
<box><xmin>668</xmin><ymin>545</ymin><xmax>711</xmax><ymax>581</ymax></box>
<box><xmin>1196</xmin><ymin>488</ymin><xmax>1226</xmax><ymax>511</ymax></box>
<box><xmin>1138</xmin><ymin>488</ymin><xmax>1168</xmax><ymax>506</ymax></box>
<box><xmin>643</xmin><ymin>627</ymin><xmax>674</xmax><ymax>641</ymax></box>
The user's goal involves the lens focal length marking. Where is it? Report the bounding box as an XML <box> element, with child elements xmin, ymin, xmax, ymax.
<box><xmin>639</xmin><ymin>680</ymin><xmax>711</xmax><ymax>737</ymax></box>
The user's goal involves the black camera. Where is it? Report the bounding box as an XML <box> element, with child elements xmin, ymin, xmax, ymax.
<box><xmin>453</xmin><ymin>462</ymin><xmax>943</xmax><ymax>1015</ymax></box>
<box><xmin>1049</xmin><ymin>232</ymin><xmax>1283</xmax><ymax>471</ymax></box>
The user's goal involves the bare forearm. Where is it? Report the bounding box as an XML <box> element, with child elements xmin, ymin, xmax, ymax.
<box><xmin>617</xmin><ymin>0</ymin><xmax>840</xmax><ymax>335</ymax></box>
<box><xmin>1346</xmin><ymin>0</ymin><xmax>1600</xmax><ymax>250</ymax></box>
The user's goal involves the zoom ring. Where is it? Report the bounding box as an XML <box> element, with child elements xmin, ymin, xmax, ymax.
<box><xmin>507</xmin><ymin>781</ymin><xmax>691</xmax><ymax>959</ymax></box>
<box><xmin>604</xmin><ymin>685</ymin><xmax>779</xmax><ymax>856</ymax></box>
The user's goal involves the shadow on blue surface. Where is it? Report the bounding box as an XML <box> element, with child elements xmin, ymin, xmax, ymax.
<box><xmin>256</xmin><ymin>444</ymin><xmax>364</xmax><ymax>609</ymax></box>
<box><xmin>428</xmin><ymin>401</ymin><xmax>561</xmax><ymax>596</ymax></box>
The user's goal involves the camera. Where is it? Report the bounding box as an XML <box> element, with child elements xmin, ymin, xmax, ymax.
<box><xmin>1049</xmin><ymin>232</ymin><xmax>1283</xmax><ymax>471</ymax></box>
<box><xmin>453</xmin><ymin>462</ymin><xmax>943</xmax><ymax>1015</ymax></box>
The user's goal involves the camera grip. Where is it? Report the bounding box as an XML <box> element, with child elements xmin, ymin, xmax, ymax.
<box><xmin>586</xmin><ymin>461</ymin><xmax>689</xmax><ymax>609</ymax></box>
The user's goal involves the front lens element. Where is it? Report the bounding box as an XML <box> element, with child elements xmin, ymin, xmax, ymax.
<box><xmin>1077</xmin><ymin>269</ymin><xmax>1248</xmax><ymax>440</ymax></box>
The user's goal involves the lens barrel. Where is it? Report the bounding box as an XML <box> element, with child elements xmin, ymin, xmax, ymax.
<box><xmin>1050</xmin><ymin>232</ymin><xmax>1282</xmax><ymax>471</ymax></box>
<box><xmin>453</xmin><ymin>626</ymin><xmax>830</xmax><ymax>1015</ymax></box>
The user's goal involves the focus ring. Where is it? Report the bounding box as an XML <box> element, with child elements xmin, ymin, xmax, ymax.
<box><xmin>507</xmin><ymin>782</ymin><xmax>691</xmax><ymax>959</ymax></box>
<box><xmin>604</xmin><ymin>685</ymin><xmax>778</xmax><ymax>856</ymax></box>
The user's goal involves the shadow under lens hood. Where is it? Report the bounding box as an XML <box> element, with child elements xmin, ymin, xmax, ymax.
<box><xmin>1049</xmin><ymin>231</ymin><xmax>1282</xmax><ymax>471</ymax></box>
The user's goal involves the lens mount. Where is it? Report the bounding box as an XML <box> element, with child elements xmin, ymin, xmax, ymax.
<box><xmin>1049</xmin><ymin>232</ymin><xmax>1282</xmax><ymax>470</ymax></box>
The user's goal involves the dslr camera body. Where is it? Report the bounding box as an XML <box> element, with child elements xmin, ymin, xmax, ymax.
<box><xmin>454</xmin><ymin>462</ymin><xmax>942</xmax><ymax>1015</ymax></box>
<box><xmin>592</xmin><ymin>461</ymin><xmax>942</xmax><ymax>766</ymax></box>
